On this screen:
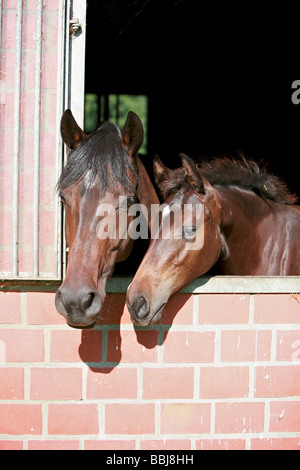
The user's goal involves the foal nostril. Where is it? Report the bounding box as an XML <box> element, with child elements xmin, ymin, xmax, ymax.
<box><xmin>133</xmin><ymin>295</ymin><xmax>150</xmax><ymax>320</ymax></box>
<box><xmin>79</xmin><ymin>289</ymin><xmax>102</xmax><ymax>318</ymax></box>
<box><xmin>82</xmin><ymin>292</ymin><xmax>94</xmax><ymax>310</ymax></box>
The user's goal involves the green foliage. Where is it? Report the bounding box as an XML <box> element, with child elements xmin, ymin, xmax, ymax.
<box><xmin>84</xmin><ymin>94</ymin><xmax>148</xmax><ymax>154</ymax></box>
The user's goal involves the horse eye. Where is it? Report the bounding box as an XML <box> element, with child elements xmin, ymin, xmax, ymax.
<box><xmin>182</xmin><ymin>226</ymin><xmax>197</xmax><ymax>239</ymax></box>
<box><xmin>60</xmin><ymin>195</ymin><xmax>66</xmax><ymax>206</ymax></box>
<box><xmin>127</xmin><ymin>196</ymin><xmax>137</xmax><ymax>206</ymax></box>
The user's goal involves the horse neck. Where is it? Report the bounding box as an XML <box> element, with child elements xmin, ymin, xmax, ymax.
<box><xmin>216</xmin><ymin>187</ymin><xmax>273</xmax><ymax>274</ymax></box>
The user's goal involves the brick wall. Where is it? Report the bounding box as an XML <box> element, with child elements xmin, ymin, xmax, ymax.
<box><xmin>0</xmin><ymin>290</ymin><xmax>299</xmax><ymax>450</ymax></box>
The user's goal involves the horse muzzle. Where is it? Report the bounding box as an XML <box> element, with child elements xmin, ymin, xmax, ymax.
<box><xmin>127</xmin><ymin>293</ymin><xmax>166</xmax><ymax>326</ymax></box>
<box><xmin>55</xmin><ymin>285</ymin><xmax>103</xmax><ymax>328</ymax></box>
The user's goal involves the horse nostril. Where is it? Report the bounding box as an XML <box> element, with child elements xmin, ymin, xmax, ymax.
<box><xmin>133</xmin><ymin>295</ymin><xmax>150</xmax><ymax>320</ymax></box>
<box><xmin>80</xmin><ymin>289</ymin><xmax>102</xmax><ymax>318</ymax></box>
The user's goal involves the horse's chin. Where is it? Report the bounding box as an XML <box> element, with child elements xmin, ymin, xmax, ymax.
<box><xmin>67</xmin><ymin>319</ymin><xmax>98</xmax><ymax>329</ymax></box>
<box><xmin>149</xmin><ymin>303</ymin><xmax>167</xmax><ymax>325</ymax></box>
<box><xmin>133</xmin><ymin>302</ymin><xmax>167</xmax><ymax>327</ymax></box>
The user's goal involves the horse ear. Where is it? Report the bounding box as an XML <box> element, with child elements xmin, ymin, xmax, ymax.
<box><xmin>180</xmin><ymin>153</ymin><xmax>205</xmax><ymax>193</ymax></box>
<box><xmin>122</xmin><ymin>111</ymin><xmax>144</xmax><ymax>156</ymax></box>
<box><xmin>60</xmin><ymin>109</ymin><xmax>86</xmax><ymax>151</ymax></box>
<box><xmin>153</xmin><ymin>155</ymin><xmax>171</xmax><ymax>186</ymax></box>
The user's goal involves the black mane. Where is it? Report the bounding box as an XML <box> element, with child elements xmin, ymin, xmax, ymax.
<box><xmin>57</xmin><ymin>122</ymin><xmax>139</xmax><ymax>196</ymax></box>
<box><xmin>160</xmin><ymin>155</ymin><xmax>298</xmax><ymax>205</ymax></box>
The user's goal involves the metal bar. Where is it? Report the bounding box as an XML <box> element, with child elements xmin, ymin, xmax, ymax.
<box><xmin>68</xmin><ymin>0</ymin><xmax>86</xmax><ymax>126</ymax></box>
<box><xmin>55</xmin><ymin>0</ymin><xmax>68</xmax><ymax>279</ymax></box>
<box><xmin>12</xmin><ymin>0</ymin><xmax>23</xmax><ymax>277</ymax></box>
<box><xmin>32</xmin><ymin>0</ymin><xmax>43</xmax><ymax>277</ymax></box>
<box><xmin>65</xmin><ymin>0</ymin><xmax>70</xmax><ymax>110</ymax></box>
<box><xmin>0</xmin><ymin>0</ymin><xmax>2</xmax><ymax>53</ymax></box>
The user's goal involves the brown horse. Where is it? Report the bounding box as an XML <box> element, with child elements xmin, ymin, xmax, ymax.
<box><xmin>127</xmin><ymin>153</ymin><xmax>300</xmax><ymax>326</ymax></box>
<box><xmin>55</xmin><ymin>110</ymin><xmax>158</xmax><ymax>328</ymax></box>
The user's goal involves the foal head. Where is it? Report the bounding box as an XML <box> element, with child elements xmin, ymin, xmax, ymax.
<box><xmin>127</xmin><ymin>154</ymin><xmax>223</xmax><ymax>326</ymax></box>
<box><xmin>55</xmin><ymin>110</ymin><xmax>146</xmax><ymax>328</ymax></box>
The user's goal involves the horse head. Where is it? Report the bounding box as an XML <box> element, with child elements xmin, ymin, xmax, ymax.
<box><xmin>55</xmin><ymin>110</ymin><xmax>158</xmax><ymax>328</ymax></box>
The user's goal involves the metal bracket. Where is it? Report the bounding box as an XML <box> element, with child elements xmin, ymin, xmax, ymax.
<box><xmin>69</xmin><ymin>18</ymin><xmax>81</xmax><ymax>37</ymax></box>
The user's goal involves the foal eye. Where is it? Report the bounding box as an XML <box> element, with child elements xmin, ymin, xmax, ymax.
<box><xmin>182</xmin><ymin>226</ymin><xmax>197</xmax><ymax>239</ymax></box>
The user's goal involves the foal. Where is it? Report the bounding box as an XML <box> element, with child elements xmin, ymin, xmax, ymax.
<box><xmin>127</xmin><ymin>154</ymin><xmax>300</xmax><ymax>325</ymax></box>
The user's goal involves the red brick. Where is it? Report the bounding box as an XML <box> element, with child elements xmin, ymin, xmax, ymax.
<box><xmin>2</xmin><ymin>12</ymin><xmax>17</xmax><ymax>50</ymax></box>
<box><xmin>30</xmin><ymin>368</ymin><xmax>82</xmax><ymax>400</ymax></box>
<box><xmin>276</xmin><ymin>331</ymin><xmax>300</xmax><ymax>361</ymax></box>
<box><xmin>215</xmin><ymin>402</ymin><xmax>265</xmax><ymax>434</ymax></box>
<box><xmin>27</xmin><ymin>292</ymin><xmax>64</xmax><ymax>325</ymax></box>
<box><xmin>254</xmin><ymin>294</ymin><xmax>300</xmax><ymax>324</ymax></box>
<box><xmin>0</xmin><ymin>292</ymin><xmax>21</xmax><ymax>324</ymax></box>
<box><xmin>0</xmin><ymin>211</ymin><xmax>12</xmax><ymax>247</ymax></box>
<box><xmin>200</xmin><ymin>367</ymin><xmax>249</xmax><ymax>398</ymax></box>
<box><xmin>19</xmin><ymin>171</ymin><xmax>34</xmax><ymax>206</ymax></box>
<box><xmin>255</xmin><ymin>366</ymin><xmax>300</xmax><ymax>397</ymax></box>
<box><xmin>196</xmin><ymin>439</ymin><xmax>245</xmax><ymax>450</ymax></box>
<box><xmin>0</xmin><ymin>329</ymin><xmax>44</xmax><ymax>363</ymax></box>
<box><xmin>0</xmin><ymin>367</ymin><xmax>24</xmax><ymax>399</ymax></box>
<box><xmin>41</xmin><ymin>54</ymin><xmax>58</xmax><ymax>89</ymax></box>
<box><xmin>0</xmin><ymin>169</ymin><xmax>13</xmax><ymax>206</ymax></box>
<box><xmin>220</xmin><ymin>330</ymin><xmax>272</xmax><ymax>362</ymax></box>
<box><xmin>86</xmin><ymin>367</ymin><xmax>137</xmax><ymax>399</ymax></box>
<box><xmin>20</xmin><ymin>92</ymin><xmax>34</xmax><ymax>127</ymax></box>
<box><xmin>0</xmin><ymin>441</ymin><xmax>24</xmax><ymax>450</ymax></box>
<box><xmin>163</xmin><ymin>331</ymin><xmax>215</xmax><ymax>363</ymax></box>
<box><xmin>22</xmin><ymin>11</ymin><xmax>37</xmax><ymax>49</ymax></box>
<box><xmin>84</xmin><ymin>440</ymin><xmax>136</xmax><ymax>450</ymax></box>
<box><xmin>39</xmin><ymin>212</ymin><xmax>56</xmax><ymax>246</ymax></box>
<box><xmin>140</xmin><ymin>440</ymin><xmax>191</xmax><ymax>450</ymax></box>
<box><xmin>0</xmin><ymin>91</ymin><xmax>14</xmax><ymax>126</ymax></box>
<box><xmin>269</xmin><ymin>401</ymin><xmax>300</xmax><ymax>432</ymax></box>
<box><xmin>251</xmin><ymin>438</ymin><xmax>300</xmax><ymax>450</ymax></box>
<box><xmin>197</xmin><ymin>294</ymin><xmax>249</xmax><ymax>324</ymax></box>
<box><xmin>221</xmin><ymin>330</ymin><xmax>272</xmax><ymax>362</ymax></box>
<box><xmin>48</xmin><ymin>404</ymin><xmax>99</xmax><ymax>435</ymax></box>
<box><xmin>160</xmin><ymin>294</ymin><xmax>194</xmax><ymax>325</ymax></box>
<box><xmin>143</xmin><ymin>367</ymin><xmax>194</xmax><ymax>399</ymax></box>
<box><xmin>161</xmin><ymin>403</ymin><xmax>211</xmax><ymax>434</ymax></box>
<box><xmin>256</xmin><ymin>330</ymin><xmax>272</xmax><ymax>361</ymax></box>
<box><xmin>107</xmin><ymin>330</ymin><xmax>158</xmax><ymax>363</ymax></box>
<box><xmin>50</xmin><ymin>329</ymin><xmax>102</xmax><ymax>363</ymax></box>
<box><xmin>221</xmin><ymin>331</ymin><xmax>256</xmax><ymax>362</ymax></box>
<box><xmin>28</xmin><ymin>440</ymin><xmax>80</xmax><ymax>450</ymax></box>
<box><xmin>105</xmin><ymin>404</ymin><xmax>155</xmax><ymax>435</ymax></box>
<box><xmin>0</xmin><ymin>404</ymin><xmax>42</xmax><ymax>435</ymax></box>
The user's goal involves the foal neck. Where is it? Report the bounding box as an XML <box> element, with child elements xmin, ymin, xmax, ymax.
<box><xmin>216</xmin><ymin>187</ymin><xmax>273</xmax><ymax>274</ymax></box>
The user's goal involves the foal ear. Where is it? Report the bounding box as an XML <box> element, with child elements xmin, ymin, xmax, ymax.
<box><xmin>122</xmin><ymin>111</ymin><xmax>144</xmax><ymax>156</ymax></box>
<box><xmin>180</xmin><ymin>153</ymin><xmax>205</xmax><ymax>193</ymax></box>
<box><xmin>153</xmin><ymin>155</ymin><xmax>171</xmax><ymax>187</ymax></box>
<box><xmin>60</xmin><ymin>109</ymin><xmax>86</xmax><ymax>151</ymax></box>
<box><xmin>153</xmin><ymin>155</ymin><xmax>173</xmax><ymax>199</ymax></box>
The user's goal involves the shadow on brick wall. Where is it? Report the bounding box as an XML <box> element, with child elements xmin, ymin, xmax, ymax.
<box><xmin>77</xmin><ymin>292</ymin><xmax>190</xmax><ymax>371</ymax></box>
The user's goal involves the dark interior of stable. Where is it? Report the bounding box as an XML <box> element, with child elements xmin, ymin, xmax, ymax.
<box><xmin>84</xmin><ymin>0</ymin><xmax>300</xmax><ymax>275</ymax></box>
